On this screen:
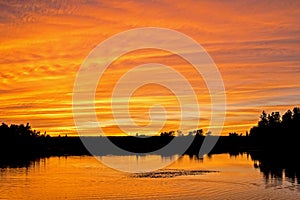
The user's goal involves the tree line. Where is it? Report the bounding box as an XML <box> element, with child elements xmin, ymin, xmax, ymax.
<box><xmin>0</xmin><ymin>107</ymin><xmax>299</xmax><ymax>157</ymax></box>
<box><xmin>249</xmin><ymin>107</ymin><xmax>300</xmax><ymax>138</ymax></box>
<box><xmin>0</xmin><ymin>123</ymin><xmax>49</xmax><ymax>139</ymax></box>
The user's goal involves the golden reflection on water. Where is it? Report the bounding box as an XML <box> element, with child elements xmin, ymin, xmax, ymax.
<box><xmin>0</xmin><ymin>154</ymin><xmax>299</xmax><ymax>199</ymax></box>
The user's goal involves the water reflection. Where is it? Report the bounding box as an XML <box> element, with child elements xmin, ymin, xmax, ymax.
<box><xmin>0</xmin><ymin>157</ymin><xmax>37</xmax><ymax>168</ymax></box>
<box><xmin>0</xmin><ymin>152</ymin><xmax>299</xmax><ymax>191</ymax></box>
<box><xmin>248</xmin><ymin>151</ymin><xmax>300</xmax><ymax>191</ymax></box>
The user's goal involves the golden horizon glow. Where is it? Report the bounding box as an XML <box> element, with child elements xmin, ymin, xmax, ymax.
<box><xmin>1</xmin><ymin>1</ymin><xmax>300</xmax><ymax>136</ymax></box>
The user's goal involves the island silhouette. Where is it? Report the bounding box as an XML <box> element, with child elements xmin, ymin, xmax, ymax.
<box><xmin>0</xmin><ymin>107</ymin><xmax>299</xmax><ymax>182</ymax></box>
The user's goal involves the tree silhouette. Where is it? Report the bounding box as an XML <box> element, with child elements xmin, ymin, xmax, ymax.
<box><xmin>196</xmin><ymin>129</ymin><xmax>203</xmax><ymax>136</ymax></box>
<box><xmin>0</xmin><ymin>123</ymin><xmax>50</xmax><ymax>157</ymax></box>
<box><xmin>249</xmin><ymin>107</ymin><xmax>300</xmax><ymax>149</ymax></box>
<box><xmin>258</xmin><ymin>110</ymin><xmax>268</xmax><ymax>128</ymax></box>
<box><xmin>292</xmin><ymin>107</ymin><xmax>300</xmax><ymax>128</ymax></box>
<box><xmin>282</xmin><ymin>109</ymin><xmax>293</xmax><ymax>128</ymax></box>
<box><xmin>267</xmin><ymin>112</ymin><xmax>281</xmax><ymax>127</ymax></box>
<box><xmin>160</xmin><ymin>130</ymin><xmax>175</xmax><ymax>137</ymax></box>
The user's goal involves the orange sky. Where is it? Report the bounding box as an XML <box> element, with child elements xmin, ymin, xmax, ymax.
<box><xmin>1</xmin><ymin>0</ymin><xmax>300</xmax><ymax>136</ymax></box>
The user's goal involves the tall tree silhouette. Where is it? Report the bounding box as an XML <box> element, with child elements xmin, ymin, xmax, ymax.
<box><xmin>282</xmin><ymin>109</ymin><xmax>293</xmax><ymax>128</ymax></box>
<box><xmin>249</xmin><ymin>107</ymin><xmax>300</xmax><ymax>149</ymax></box>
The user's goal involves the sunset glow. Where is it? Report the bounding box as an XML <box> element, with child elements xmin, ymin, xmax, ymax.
<box><xmin>1</xmin><ymin>0</ymin><xmax>300</xmax><ymax>136</ymax></box>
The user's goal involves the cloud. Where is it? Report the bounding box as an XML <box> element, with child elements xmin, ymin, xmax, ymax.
<box><xmin>0</xmin><ymin>0</ymin><xmax>300</xmax><ymax>135</ymax></box>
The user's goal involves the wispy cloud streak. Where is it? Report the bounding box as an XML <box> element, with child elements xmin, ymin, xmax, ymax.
<box><xmin>0</xmin><ymin>0</ymin><xmax>299</xmax><ymax>135</ymax></box>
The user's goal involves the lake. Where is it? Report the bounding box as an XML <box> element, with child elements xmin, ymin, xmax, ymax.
<box><xmin>0</xmin><ymin>153</ymin><xmax>299</xmax><ymax>199</ymax></box>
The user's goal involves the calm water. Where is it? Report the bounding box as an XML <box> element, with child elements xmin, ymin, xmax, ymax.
<box><xmin>0</xmin><ymin>154</ymin><xmax>299</xmax><ymax>199</ymax></box>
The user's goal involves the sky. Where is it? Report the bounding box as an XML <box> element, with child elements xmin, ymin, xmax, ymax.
<box><xmin>1</xmin><ymin>0</ymin><xmax>300</xmax><ymax>136</ymax></box>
